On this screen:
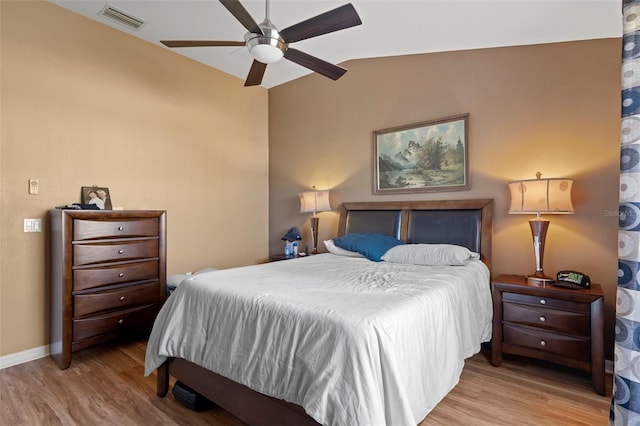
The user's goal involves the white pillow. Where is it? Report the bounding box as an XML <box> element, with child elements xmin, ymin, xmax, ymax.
<box><xmin>324</xmin><ymin>239</ymin><xmax>365</xmax><ymax>257</ymax></box>
<box><xmin>381</xmin><ymin>244</ymin><xmax>480</xmax><ymax>266</ymax></box>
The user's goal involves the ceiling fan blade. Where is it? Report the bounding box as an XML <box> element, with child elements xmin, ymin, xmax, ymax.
<box><xmin>219</xmin><ymin>0</ymin><xmax>262</xmax><ymax>34</ymax></box>
<box><xmin>284</xmin><ymin>48</ymin><xmax>347</xmax><ymax>81</ymax></box>
<box><xmin>161</xmin><ymin>40</ymin><xmax>245</xmax><ymax>48</ymax></box>
<box><xmin>245</xmin><ymin>60</ymin><xmax>267</xmax><ymax>86</ymax></box>
<box><xmin>280</xmin><ymin>3</ymin><xmax>362</xmax><ymax>44</ymax></box>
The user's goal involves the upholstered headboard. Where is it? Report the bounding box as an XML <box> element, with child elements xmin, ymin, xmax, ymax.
<box><xmin>337</xmin><ymin>199</ymin><xmax>493</xmax><ymax>270</ymax></box>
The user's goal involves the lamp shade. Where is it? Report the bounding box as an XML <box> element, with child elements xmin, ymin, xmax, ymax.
<box><xmin>508</xmin><ymin>177</ymin><xmax>574</xmax><ymax>215</ymax></box>
<box><xmin>299</xmin><ymin>188</ymin><xmax>331</xmax><ymax>214</ymax></box>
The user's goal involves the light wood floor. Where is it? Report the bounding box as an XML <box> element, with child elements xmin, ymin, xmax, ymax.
<box><xmin>0</xmin><ymin>340</ymin><xmax>611</xmax><ymax>426</ymax></box>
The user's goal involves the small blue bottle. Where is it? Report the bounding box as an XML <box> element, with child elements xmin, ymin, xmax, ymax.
<box><xmin>292</xmin><ymin>241</ymin><xmax>298</xmax><ymax>256</ymax></box>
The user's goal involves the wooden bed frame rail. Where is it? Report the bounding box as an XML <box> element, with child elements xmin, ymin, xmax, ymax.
<box><xmin>158</xmin><ymin>359</ymin><xmax>320</xmax><ymax>426</ymax></box>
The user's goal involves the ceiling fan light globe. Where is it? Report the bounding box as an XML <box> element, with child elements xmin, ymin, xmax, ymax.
<box><xmin>248</xmin><ymin>42</ymin><xmax>284</xmax><ymax>63</ymax></box>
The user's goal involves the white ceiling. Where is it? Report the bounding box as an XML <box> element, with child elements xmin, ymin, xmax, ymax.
<box><xmin>50</xmin><ymin>0</ymin><xmax>622</xmax><ymax>89</ymax></box>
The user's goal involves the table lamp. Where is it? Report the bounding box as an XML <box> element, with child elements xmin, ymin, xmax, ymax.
<box><xmin>508</xmin><ymin>172</ymin><xmax>574</xmax><ymax>284</ymax></box>
<box><xmin>299</xmin><ymin>186</ymin><xmax>331</xmax><ymax>254</ymax></box>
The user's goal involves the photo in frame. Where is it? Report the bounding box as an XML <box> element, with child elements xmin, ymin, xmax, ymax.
<box><xmin>373</xmin><ymin>114</ymin><xmax>470</xmax><ymax>194</ymax></box>
<box><xmin>81</xmin><ymin>186</ymin><xmax>112</xmax><ymax>210</ymax></box>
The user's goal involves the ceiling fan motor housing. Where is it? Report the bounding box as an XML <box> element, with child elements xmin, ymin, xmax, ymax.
<box><xmin>245</xmin><ymin>20</ymin><xmax>287</xmax><ymax>63</ymax></box>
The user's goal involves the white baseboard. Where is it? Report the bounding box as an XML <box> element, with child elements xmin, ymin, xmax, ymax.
<box><xmin>0</xmin><ymin>345</ymin><xmax>49</xmax><ymax>370</ymax></box>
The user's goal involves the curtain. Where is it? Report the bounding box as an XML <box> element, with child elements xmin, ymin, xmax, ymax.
<box><xmin>613</xmin><ymin>1</ymin><xmax>640</xmax><ymax>424</ymax></box>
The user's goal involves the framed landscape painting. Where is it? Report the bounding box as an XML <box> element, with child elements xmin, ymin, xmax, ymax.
<box><xmin>373</xmin><ymin>114</ymin><xmax>470</xmax><ymax>194</ymax></box>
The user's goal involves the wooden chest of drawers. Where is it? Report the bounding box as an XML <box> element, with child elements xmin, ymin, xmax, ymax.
<box><xmin>491</xmin><ymin>274</ymin><xmax>605</xmax><ymax>395</ymax></box>
<box><xmin>48</xmin><ymin>209</ymin><xmax>166</xmax><ymax>369</ymax></box>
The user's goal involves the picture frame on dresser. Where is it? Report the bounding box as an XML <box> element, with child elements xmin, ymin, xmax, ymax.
<box><xmin>81</xmin><ymin>186</ymin><xmax>112</xmax><ymax>210</ymax></box>
<box><xmin>372</xmin><ymin>113</ymin><xmax>470</xmax><ymax>194</ymax></box>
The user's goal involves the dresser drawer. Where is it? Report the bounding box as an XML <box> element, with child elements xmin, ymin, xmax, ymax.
<box><xmin>73</xmin><ymin>282</ymin><xmax>160</xmax><ymax>317</ymax></box>
<box><xmin>74</xmin><ymin>240</ymin><xmax>159</xmax><ymax>266</ymax></box>
<box><xmin>74</xmin><ymin>218</ymin><xmax>159</xmax><ymax>241</ymax></box>
<box><xmin>73</xmin><ymin>304</ymin><xmax>158</xmax><ymax>341</ymax></box>
<box><xmin>503</xmin><ymin>302</ymin><xmax>590</xmax><ymax>336</ymax></box>
<box><xmin>74</xmin><ymin>260</ymin><xmax>159</xmax><ymax>291</ymax></box>
<box><xmin>502</xmin><ymin>292</ymin><xmax>589</xmax><ymax>313</ymax></box>
<box><xmin>503</xmin><ymin>324</ymin><xmax>590</xmax><ymax>361</ymax></box>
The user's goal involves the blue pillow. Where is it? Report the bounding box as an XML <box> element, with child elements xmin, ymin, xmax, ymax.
<box><xmin>332</xmin><ymin>233</ymin><xmax>404</xmax><ymax>262</ymax></box>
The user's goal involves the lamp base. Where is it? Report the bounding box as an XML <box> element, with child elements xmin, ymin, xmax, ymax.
<box><xmin>526</xmin><ymin>272</ymin><xmax>554</xmax><ymax>286</ymax></box>
<box><xmin>527</xmin><ymin>218</ymin><xmax>553</xmax><ymax>286</ymax></box>
<box><xmin>309</xmin><ymin>216</ymin><xmax>319</xmax><ymax>255</ymax></box>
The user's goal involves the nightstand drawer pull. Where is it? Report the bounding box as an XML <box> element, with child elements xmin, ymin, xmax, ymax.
<box><xmin>119</xmin><ymin>296</ymin><xmax>125</xmax><ymax>301</ymax></box>
<box><xmin>539</xmin><ymin>299</ymin><xmax>547</xmax><ymax>305</ymax></box>
<box><xmin>539</xmin><ymin>316</ymin><xmax>546</xmax><ymax>322</ymax></box>
<box><xmin>118</xmin><ymin>319</ymin><xmax>124</xmax><ymax>325</ymax></box>
<box><xmin>540</xmin><ymin>340</ymin><xmax>547</xmax><ymax>347</ymax></box>
<box><xmin>118</xmin><ymin>273</ymin><xmax>125</xmax><ymax>278</ymax></box>
<box><xmin>118</xmin><ymin>226</ymin><xmax>124</xmax><ymax>231</ymax></box>
<box><xmin>117</xmin><ymin>249</ymin><xmax>124</xmax><ymax>254</ymax></box>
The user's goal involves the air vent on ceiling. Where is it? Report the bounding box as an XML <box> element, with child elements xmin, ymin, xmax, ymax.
<box><xmin>99</xmin><ymin>4</ymin><xmax>145</xmax><ymax>30</ymax></box>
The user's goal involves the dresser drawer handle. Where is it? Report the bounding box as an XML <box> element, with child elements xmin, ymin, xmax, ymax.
<box><xmin>119</xmin><ymin>296</ymin><xmax>125</xmax><ymax>301</ymax></box>
<box><xmin>117</xmin><ymin>226</ymin><xmax>124</xmax><ymax>231</ymax></box>
<box><xmin>118</xmin><ymin>319</ymin><xmax>124</xmax><ymax>325</ymax></box>
<box><xmin>539</xmin><ymin>299</ymin><xmax>547</xmax><ymax>305</ymax></box>
<box><xmin>117</xmin><ymin>249</ymin><xmax>124</xmax><ymax>254</ymax></box>
<box><xmin>540</xmin><ymin>340</ymin><xmax>547</xmax><ymax>347</ymax></box>
<box><xmin>118</xmin><ymin>273</ymin><xmax>125</xmax><ymax>278</ymax></box>
<box><xmin>539</xmin><ymin>316</ymin><xmax>546</xmax><ymax>323</ymax></box>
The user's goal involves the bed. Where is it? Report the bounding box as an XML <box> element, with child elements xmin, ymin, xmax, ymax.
<box><xmin>145</xmin><ymin>199</ymin><xmax>493</xmax><ymax>426</ymax></box>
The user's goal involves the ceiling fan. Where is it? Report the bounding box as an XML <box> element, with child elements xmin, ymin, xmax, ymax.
<box><xmin>160</xmin><ymin>0</ymin><xmax>362</xmax><ymax>87</ymax></box>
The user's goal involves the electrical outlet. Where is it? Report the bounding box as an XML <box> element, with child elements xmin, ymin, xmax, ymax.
<box><xmin>28</xmin><ymin>179</ymin><xmax>39</xmax><ymax>195</ymax></box>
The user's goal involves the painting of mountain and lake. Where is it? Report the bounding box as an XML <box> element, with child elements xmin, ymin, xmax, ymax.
<box><xmin>373</xmin><ymin>114</ymin><xmax>470</xmax><ymax>194</ymax></box>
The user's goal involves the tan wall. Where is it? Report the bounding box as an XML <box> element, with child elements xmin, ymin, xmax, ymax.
<box><xmin>0</xmin><ymin>1</ymin><xmax>269</xmax><ymax>356</ymax></box>
<box><xmin>269</xmin><ymin>39</ymin><xmax>621</xmax><ymax>358</ymax></box>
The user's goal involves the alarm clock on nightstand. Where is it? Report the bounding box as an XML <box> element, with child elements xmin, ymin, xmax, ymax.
<box><xmin>553</xmin><ymin>270</ymin><xmax>591</xmax><ymax>289</ymax></box>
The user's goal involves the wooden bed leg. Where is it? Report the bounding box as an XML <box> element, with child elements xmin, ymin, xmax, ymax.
<box><xmin>157</xmin><ymin>362</ymin><xmax>169</xmax><ymax>397</ymax></box>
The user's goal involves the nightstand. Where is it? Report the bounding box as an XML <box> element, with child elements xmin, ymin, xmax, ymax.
<box><xmin>269</xmin><ymin>253</ymin><xmax>309</xmax><ymax>262</ymax></box>
<box><xmin>491</xmin><ymin>274</ymin><xmax>605</xmax><ymax>395</ymax></box>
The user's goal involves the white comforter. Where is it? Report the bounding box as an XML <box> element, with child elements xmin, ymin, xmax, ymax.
<box><xmin>145</xmin><ymin>254</ymin><xmax>492</xmax><ymax>426</ymax></box>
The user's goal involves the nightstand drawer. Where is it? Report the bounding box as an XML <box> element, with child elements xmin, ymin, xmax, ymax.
<box><xmin>503</xmin><ymin>292</ymin><xmax>589</xmax><ymax>313</ymax></box>
<box><xmin>74</xmin><ymin>218</ymin><xmax>159</xmax><ymax>241</ymax></box>
<box><xmin>73</xmin><ymin>260</ymin><xmax>159</xmax><ymax>291</ymax></box>
<box><xmin>503</xmin><ymin>324</ymin><xmax>590</xmax><ymax>361</ymax></box>
<box><xmin>73</xmin><ymin>282</ymin><xmax>160</xmax><ymax>317</ymax></box>
<box><xmin>503</xmin><ymin>302</ymin><xmax>590</xmax><ymax>336</ymax></box>
<box><xmin>74</xmin><ymin>240</ymin><xmax>159</xmax><ymax>266</ymax></box>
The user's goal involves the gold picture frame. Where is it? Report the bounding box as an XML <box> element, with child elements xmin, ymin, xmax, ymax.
<box><xmin>373</xmin><ymin>113</ymin><xmax>470</xmax><ymax>194</ymax></box>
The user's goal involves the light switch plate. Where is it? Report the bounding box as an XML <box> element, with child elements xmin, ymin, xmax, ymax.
<box><xmin>24</xmin><ymin>218</ymin><xmax>42</xmax><ymax>232</ymax></box>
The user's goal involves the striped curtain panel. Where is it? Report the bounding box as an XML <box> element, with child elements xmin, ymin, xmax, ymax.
<box><xmin>614</xmin><ymin>1</ymin><xmax>640</xmax><ymax>424</ymax></box>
